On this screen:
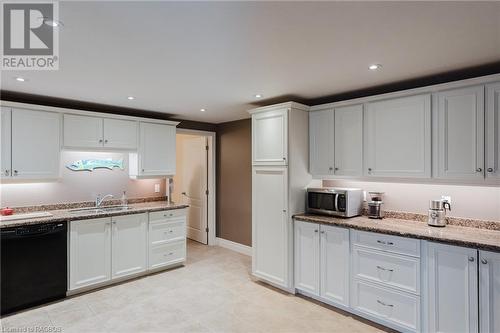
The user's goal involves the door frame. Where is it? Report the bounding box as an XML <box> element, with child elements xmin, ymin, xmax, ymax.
<box><xmin>175</xmin><ymin>128</ymin><xmax>216</xmax><ymax>246</ymax></box>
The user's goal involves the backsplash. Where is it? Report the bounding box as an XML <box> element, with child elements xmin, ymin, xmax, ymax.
<box><xmin>0</xmin><ymin>151</ymin><xmax>167</xmax><ymax>208</ymax></box>
<box><xmin>322</xmin><ymin>179</ymin><xmax>500</xmax><ymax>222</ymax></box>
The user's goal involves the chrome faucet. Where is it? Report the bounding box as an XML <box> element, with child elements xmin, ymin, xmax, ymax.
<box><xmin>96</xmin><ymin>194</ymin><xmax>114</xmax><ymax>208</ymax></box>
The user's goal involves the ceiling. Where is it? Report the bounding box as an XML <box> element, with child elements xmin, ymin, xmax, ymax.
<box><xmin>2</xmin><ymin>1</ymin><xmax>500</xmax><ymax>123</ymax></box>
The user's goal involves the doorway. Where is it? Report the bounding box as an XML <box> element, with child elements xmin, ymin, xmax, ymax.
<box><xmin>172</xmin><ymin>129</ymin><xmax>215</xmax><ymax>245</ymax></box>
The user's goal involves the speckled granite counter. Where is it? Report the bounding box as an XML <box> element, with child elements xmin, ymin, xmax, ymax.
<box><xmin>294</xmin><ymin>213</ymin><xmax>500</xmax><ymax>252</ymax></box>
<box><xmin>0</xmin><ymin>201</ymin><xmax>189</xmax><ymax>228</ymax></box>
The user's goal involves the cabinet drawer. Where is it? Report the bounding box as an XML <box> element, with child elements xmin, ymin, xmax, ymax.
<box><xmin>352</xmin><ymin>280</ymin><xmax>420</xmax><ymax>332</ymax></box>
<box><xmin>351</xmin><ymin>230</ymin><xmax>420</xmax><ymax>257</ymax></box>
<box><xmin>149</xmin><ymin>220</ymin><xmax>185</xmax><ymax>245</ymax></box>
<box><xmin>149</xmin><ymin>241</ymin><xmax>186</xmax><ymax>270</ymax></box>
<box><xmin>352</xmin><ymin>246</ymin><xmax>420</xmax><ymax>294</ymax></box>
<box><xmin>149</xmin><ymin>209</ymin><xmax>186</xmax><ymax>223</ymax></box>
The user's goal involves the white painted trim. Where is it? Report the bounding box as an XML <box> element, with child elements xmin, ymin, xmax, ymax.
<box><xmin>248</xmin><ymin>101</ymin><xmax>310</xmax><ymax>114</ymax></box>
<box><xmin>216</xmin><ymin>237</ymin><xmax>252</xmax><ymax>256</ymax></box>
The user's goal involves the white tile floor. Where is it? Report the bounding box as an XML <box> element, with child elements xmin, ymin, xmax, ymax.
<box><xmin>1</xmin><ymin>241</ymin><xmax>389</xmax><ymax>332</ymax></box>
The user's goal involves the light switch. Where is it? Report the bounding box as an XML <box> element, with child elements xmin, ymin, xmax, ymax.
<box><xmin>154</xmin><ymin>184</ymin><xmax>160</xmax><ymax>193</ymax></box>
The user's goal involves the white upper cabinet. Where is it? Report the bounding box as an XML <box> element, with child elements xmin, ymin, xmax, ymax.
<box><xmin>1</xmin><ymin>107</ymin><xmax>12</xmax><ymax>178</ymax></box>
<box><xmin>424</xmin><ymin>242</ymin><xmax>478</xmax><ymax>333</ymax></box>
<box><xmin>479</xmin><ymin>250</ymin><xmax>500</xmax><ymax>333</ymax></box>
<box><xmin>11</xmin><ymin>108</ymin><xmax>60</xmax><ymax>179</ymax></box>
<box><xmin>130</xmin><ymin>122</ymin><xmax>176</xmax><ymax>178</ymax></box>
<box><xmin>486</xmin><ymin>83</ymin><xmax>500</xmax><ymax>180</ymax></box>
<box><xmin>103</xmin><ymin>118</ymin><xmax>138</xmax><ymax>149</ymax></box>
<box><xmin>64</xmin><ymin>114</ymin><xmax>138</xmax><ymax>150</ymax></box>
<box><xmin>63</xmin><ymin>114</ymin><xmax>103</xmax><ymax>148</ymax></box>
<box><xmin>435</xmin><ymin>86</ymin><xmax>485</xmax><ymax>180</ymax></box>
<box><xmin>294</xmin><ymin>220</ymin><xmax>320</xmax><ymax>295</ymax></box>
<box><xmin>334</xmin><ymin>104</ymin><xmax>363</xmax><ymax>177</ymax></box>
<box><xmin>364</xmin><ymin>94</ymin><xmax>431</xmax><ymax>178</ymax></box>
<box><xmin>309</xmin><ymin>109</ymin><xmax>334</xmax><ymax>176</ymax></box>
<box><xmin>252</xmin><ymin>108</ymin><xmax>288</xmax><ymax>165</ymax></box>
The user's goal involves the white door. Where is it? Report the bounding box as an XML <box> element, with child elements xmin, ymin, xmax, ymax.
<box><xmin>425</xmin><ymin>242</ymin><xmax>478</xmax><ymax>333</ymax></box>
<box><xmin>320</xmin><ymin>224</ymin><xmax>350</xmax><ymax>307</ymax></box>
<box><xmin>1</xmin><ymin>107</ymin><xmax>11</xmax><ymax>178</ymax></box>
<box><xmin>365</xmin><ymin>94</ymin><xmax>431</xmax><ymax>178</ymax></box>
<box><xmin>69</xmin><ymin>217</ymin><xmax>111</xmax><ymax>290</ymax></box>
<box><xmin>309</xmin><ymin>109</ymin><xmax>334</xmax><ymax>176</ymax></box>
<box><xmin>294</xmin><ymin>221</ymin><xmax>320</xmax><ymax>295</ymax></box>
<box><xmin>252</xmin><ymin>166</ymin><xmax>289</xmax><ymax>289</ymax></box>
<box><xmin>140</xmin><ymin>122</ymin><xmax>176</xmax><ymax>176</ymax></box>
<box><xmin>103</xmin><ymin>118</ymin><xmax>138</xmax><ymax>150</ymax></box>
<box><xmin>179</xmin><ymin>136</ymin><xmax>208</xmax><ymax>244</ymax></box>
<box><xmin>435</xmin><ymin>86</ymin><xmax>485</xmax><ymax>180</ymax></box>
<box><xmin>334</xmin><ymin>104</ymin><xmax>363</xmax><ymax>177</ymax></box>
<box><xmin>479</xmin><ymin>250</ymin><xmax>500</xmax><ymax>333</ymax></box>
<box><xmin>486</xmin><ymin>83</ymin><xmax>500</xmax><ymax>180</ymax></box>
<box><xmin>11</xmin><ymin>108</ymin><xmax>60</xmax><ymax>179</ymax></box>
<box><xmin>63</xmin><ymin>114</ymin><xmax>103</xmax><ymax>148</ymax></box>
<box><xmin>111</xmin><ymin>213</ymin><xmax>147</xmax><ymax>279</ymax></box>
<box><xmin>252</xmin><ymin>109</ymin><xmax>288</xmax><ymax>165</ymax></box>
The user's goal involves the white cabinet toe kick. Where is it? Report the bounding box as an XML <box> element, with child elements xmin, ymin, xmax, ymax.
<box><xmin>68</xmin><ymin>208</ymin><xmax>187</xmax><ymax>295</ymax></box>
<box><xmin>292</xmin><ymin>220</ymin><xmax>500</xmax><ymax>333</ymax></box>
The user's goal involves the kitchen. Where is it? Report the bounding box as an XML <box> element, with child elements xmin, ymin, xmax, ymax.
<box><xmin>1</xmin><ymin>1</ymin><xmax>500</xmax><ymax>333</ymax></box>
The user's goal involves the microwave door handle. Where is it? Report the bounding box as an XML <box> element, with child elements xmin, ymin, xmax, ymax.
<box><xmin>334</xmin><ymin>194</ymin><xmax>339</xmax><ymax>212</ymax></box>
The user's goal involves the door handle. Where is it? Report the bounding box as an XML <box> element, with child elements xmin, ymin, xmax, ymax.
<box><xmin>487</xmin><ymin>168</ymin><xmax>494</xmax><ymax>173</ymax></box>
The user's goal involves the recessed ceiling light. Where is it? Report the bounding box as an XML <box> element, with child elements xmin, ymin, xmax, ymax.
<box><xmin>127</xmin><ymin>96</ymin><xmax>135</xmax><ymax>100</ymax></box>
<box><xmin>369</xmin><ymin>64</ymin><xmax>382</xmax><ymax>70</ymax></box>
<box><xmin>15</xmin><ymin>77</ymin><xmax>26</xmax><ymax>82</ymax></box>
<box><xmin>254</xmin><ymin>94</ymin><xmax>263</xmax><ymax>98</ymax></box>
<box><xmin>200</xmin><ymin>108</ymin><xmax>206</xmax><ymax>112</ymax></box>
<box><xmin>42</xmin><ymin>18</ymin><xmax>63</xmax><ymax>27</ymax></box>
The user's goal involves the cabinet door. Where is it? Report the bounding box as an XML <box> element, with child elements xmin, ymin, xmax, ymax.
<box><xmin>252</xmin><ymin>166</ymin><xmax>290</xmax><ymax>289</ymax></box>
<box><xmin>70</xmin><ymin>217</ymin><xmax>111</xmax><ymax>290</ymax></box>
<box><xmin>294</xmin><ymin>221</ymin><xmax>320</xmax><ymax>295</ymax></box>
<box><xmin>11</xmin><ymin>109</ymin><xmax>60</xmax><ymax>179</ymax></box>
<box><xmin>320</xmin><ymin>224</ymin><xmax>350</xmax><ymax>307</ymax></box>
<box><xmin>1</xmin><ymin>107</ymin><xmax>11</xmax><ymax>178</ymax></box>
<box><xmin>139</xmin><ymin>122</ymin><xmax>176</xmax><ymax>176</ymax></box>
<box><xmin>436</xmin><ymin>86</ymin><xmax>485</xmax><ymax>180</ymax></box>
<box><xmin>252</xmin><ymin>109</ymin><xmax>288</xmax><ymax>165</ymax></box>
<box><xmin>479</xmin><ymin>250</ymin><xmax>500</xmax><ymax>333</ymax></box>
<box><xmin>111</xmin><ymin>213</ymin><xmax>147</xmax><ymax>279</ymax></box>
<box><xmin>334</xmin><ymin>104</ymin><xmax>363</xmax><ymax>176</ymax></box>
<box><xmin>103</xmin><ymin>118</ymin><xmax>138</xmax><ymax>150</ymax></box>
<box><xmin>63</xmin><ymin>114</ymin><xmax>103</xmax><ymax>148</ymax></box>
<box><xmin>486</xmin><ymin>83</ymin><xmax>500</xmax><ymax>180</ymax></box>
<box><xmin>425</xmin><ymin>242</ymin><xmax>478</xmax><ymax>333</ymax></box>
<box><xmin>309</xmin><ymin>109</ymin><xmax>334</xmax><ymax>176</ymax></box>
<box><xmin>364</xmin><ymin>94</ymin><xmax>431</xmax><ymax>178</ymax></box>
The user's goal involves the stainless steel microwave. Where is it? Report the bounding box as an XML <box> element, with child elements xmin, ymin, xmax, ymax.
<box><xmin>306</xmin><ymin>187</ymin><xmax>363</xmax><ymax>217</ymax></box>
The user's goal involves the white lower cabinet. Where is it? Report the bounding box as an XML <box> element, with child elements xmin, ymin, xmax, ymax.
<box><xmin>479</xmin><ymin>250</ymin><xmax>500</xmax><ymax>333</ymax></box>
<box><xmin>294</xmin><ymin>221</ymin><xmax>350</xmax><ymax>307</ymax></box>
<box><xmin>111</xmin><ymin>213</ymin><xmax>147</xmax><ymax>279</ymax></box>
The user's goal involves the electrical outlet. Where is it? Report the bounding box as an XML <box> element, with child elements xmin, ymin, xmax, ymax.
<box><xmin>441</xmin><ymin>195</ymin><xmax>451</xmax><ymax>204</ymax></box>
<box><xmin>154</xmin><ymin>184</ymin><xmax>160</xmax><ymax>193</ymax></box>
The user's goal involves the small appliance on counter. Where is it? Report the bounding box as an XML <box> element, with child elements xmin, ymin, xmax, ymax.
<box><xmin>428</xmin><ymin>199</ymin><xmax>451</xmax><ymax>227</ymax></box>
<box><xmin>367</xmin><ymin>191</ymin><xmax>385</xmax><ymax>219</ymax></box>
<box><xmin>306</xmin><ymin>187</ymin><xmax>363</xmax><ymax>217</ymax></box>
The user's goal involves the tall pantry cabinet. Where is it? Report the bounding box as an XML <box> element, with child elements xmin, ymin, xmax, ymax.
<box><xmin>249</xmin><ymin>102</ymin><xmax>311</xmax><ymax>292</ymax></box>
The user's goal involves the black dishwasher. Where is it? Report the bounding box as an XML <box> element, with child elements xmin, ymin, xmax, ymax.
<box><xmin>1</xmin><ymin>222</ymin><xmax>67</xmax><ymax>315</ymax></box>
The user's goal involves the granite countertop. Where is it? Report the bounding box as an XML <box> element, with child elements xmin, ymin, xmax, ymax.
<box><xmin>0</xmin><ymin>201</ymin><xmax>189</xmax><ymax>229</ymax></box>
<box><xmin>294</xmin><ymin>213</ymin><xmax>500</xmax><ymax>252</ymax></box>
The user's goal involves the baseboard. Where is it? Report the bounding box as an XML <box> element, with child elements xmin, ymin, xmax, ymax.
<box><xmin>216</xmin><ymin>237</ymin><xmax>252</xmax><ymax>256</ymax></box>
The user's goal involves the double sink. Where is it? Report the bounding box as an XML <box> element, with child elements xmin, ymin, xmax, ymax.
<box><xmin>68</xmin><ymin>205</ymin><xmax>132</xmax><ymax>215</ymax></box>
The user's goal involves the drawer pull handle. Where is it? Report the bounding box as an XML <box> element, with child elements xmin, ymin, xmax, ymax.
<box><xmin>163</xmin><ymin>252</ymin><xmax>174</xmax><ymax>257</ymax></box>
<box><xmin>377</xmin><ymin>240</ymin><xmax>394</xmax><ymax>246</ymax></box>
<box><xmin>376</xmin><ymin>265</ymin><xmax>394</xmax><ymax>272</ymax></box>
<box><xmin>377</xmin><ymin>300</ymin><xmax>394</xmax><ymax>307</ymax></box>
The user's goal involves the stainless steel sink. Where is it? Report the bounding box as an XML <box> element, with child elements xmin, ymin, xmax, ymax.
<box><xmin>69</xmin><ymin>206</ymin><xmax>131</xmax><ymax>214</ymax></box>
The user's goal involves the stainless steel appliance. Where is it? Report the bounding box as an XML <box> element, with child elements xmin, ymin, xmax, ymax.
<box><xmin>367</xmin><ymin>191</ymin><xmax>385</xmax><ymax>219</ymax></box>
<box><xmin>428</xmin><ymin>199</ymin><xmax>451</xmax><ymax>227</ymax></box>
<box><xmin>306</xmin><ymin>187</ymin><xmax>363</xmax><ymax>217</ymax></box>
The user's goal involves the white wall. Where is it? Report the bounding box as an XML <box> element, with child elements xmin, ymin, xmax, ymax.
<box><xmin>0</xmin><ymin>151</ymin><xmax>166</xmax><ymax>207</ymax></box>
<box><xmin>322</xmin><ymin>179</ymin><xmax>500</xmax><ymax>222</ymax></box>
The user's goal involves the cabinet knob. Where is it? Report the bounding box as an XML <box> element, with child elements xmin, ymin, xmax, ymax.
<box><xmin>334</xmin><ymin>167</ymin><xmax>339</xmax><ymax>171</ymax></box>
<box><xmin>368</xmin><ymin>168</ymin><xmax>372</xmax><ymax>172</ymax></box>
<box><xmin>469</xmin><ymin>256</ymin><xmax>475</xmax><ymax>262</ymax></box>
<box><xmin>476</xmin><ymin>168</ymin><xmax>483</xmax><ymax>173</ymax></box>
<box><xmin>328</xmin><ymin>167</ymin><xmax>333</xmax><ymax>171</ymax></box>
<box><xmin>104</xmin><ymin>139</ymin><xmax>108</xmax><ymax>143</ymax></box>
<box><xmin>314</xmin><ymin>229</ymin><xmax>318</xmax><ymax>233</ymax></box>
<box><xmin>4</xmin><ymin>170</ymin><xmax>9</xmax><ymax>176</ymax></box>
<box><xmin>13</xmin><ymin>170</ymin><xmax>18</xmax><ymax>175</ymax></box>
<box><xmin>487</xmin><ymin>168</ymin><xmax>494</xmax><ymax>173</ymax></box>
<box><xmin>481</xmin><ymin>258</ymin><xmax>488</xmax><ymax>264</ymax></box>
<box><xmin>99</xmin><ymin>139</ymin><xmax>103</xmax><ymax>143</ymax></box>
<box><xmin>142</xmin><ymin>169</ymin><xmax>145</xmax><ymax>172</ymax></box>
<box><xmin>320</xmin><ymin>230</ymin><xmax>325</xmax><ymax>234</ymax></box>
<box><xmin>282</xmin><ymin>157</ymin><xmax>286</xmax><ymax>161</ymax></box>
